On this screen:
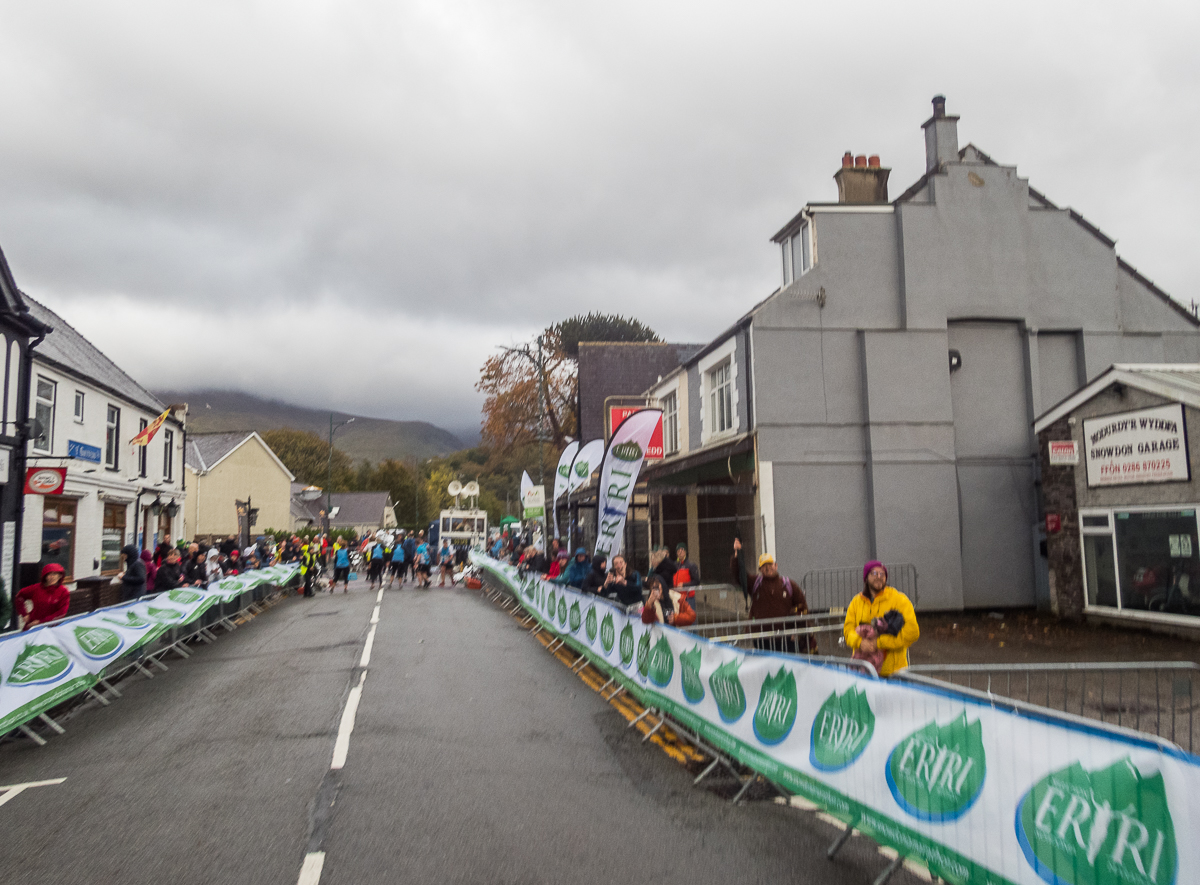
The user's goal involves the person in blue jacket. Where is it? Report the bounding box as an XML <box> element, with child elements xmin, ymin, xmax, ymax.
<box><xmin>553</xmin><ymin>548</ymin><xmax>591</xmax><ymax>589</ymax></box>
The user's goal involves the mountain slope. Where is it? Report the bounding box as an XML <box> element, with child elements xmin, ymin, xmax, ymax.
<box><xmin>155</xmin><ymin>389</ymin><xmax>465</xmax><ymax>464</ymax></box>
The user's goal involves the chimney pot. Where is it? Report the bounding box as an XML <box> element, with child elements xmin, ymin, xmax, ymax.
<box><xmin>868</xmin><ymin>155</ymin><xmax>880</xmax><ymax>168</ymax></box>
<box><xmin>842</xmin><ymin>152</ymin><xmax>854</xmax><ymax>168</ymax></box>
<box><xmin>932</xmin><ymin>94</ymin><xmax>946</xmax><ymax>119</ymax></box>
<box><xmin>854</xmin><ymin>154</ymin><xmax>867</xmax><ymax>168</ymax></box>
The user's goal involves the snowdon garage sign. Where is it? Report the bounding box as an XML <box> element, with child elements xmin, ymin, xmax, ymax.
<box><xmin>1083</xmin><ymin>403</ymin><xmax>1190</xmax><ymax>488</ymax></box>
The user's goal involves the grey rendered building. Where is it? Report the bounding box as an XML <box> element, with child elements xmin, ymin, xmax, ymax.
<box><xmin>639</xmin><ymin>96</ymin><xmax>1200</xmax><ymax>611</ymax></box>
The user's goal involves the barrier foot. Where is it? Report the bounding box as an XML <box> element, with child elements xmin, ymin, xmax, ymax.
<box><xmin>598</xmin><ymin>676</ymin><xmax>615</xmax><ymax>694</ymax></box>
<box><xmin>99</xmin><ymin>679</ymin><xmax>122</xmax><ymax>698</ymax></box>
<box><xmin>872</xmin><ymin>855</ymin><xmax>906</xmax><ymax>885</ymax></box>
<box><xmin>731</xmin><ymin>774</ymin><xmax>760</xmax><ymax>805</ymax></box>
<box><xmin>87</xmin><ymin>688</ymin><xmax>111</xmax><ymax>706</ymax></box>
<box><xmin>607</xmin><ymin>686</ymin><xmax>625</xmax><ymax>702</ymax></box>
<box><xmin>641</xmin><ymin>717</ymin><xmax>665</xmax><ymax>743</ymax></box>
<box><xmin>826</xmin><ymin>816</ymin><xmax>859</xmax><ymax>859</ymax></box>
<box><xmin>171</xmin><ymin>643</ymin><xmax>191</xmax><ymax>659</ymax></box>
<box><xmin>18</xmin><ymin>725</ymin><xmax>46</xmax><ymax>746</ymax></box>
<box><xmin>150</xmin><ymin>657</ymin><xmax>170</xmax><ymax>673</ymax></box>
<box><xmin>38</xmin><ymin>713</ymin><xmax>65</xmax><ymax>735</ymax></box>
<box><xmin>628</xmin><ymin>707</ymin><xmax>654</xmax><ymax>729</ymax></box>
<box><xmin>570</xmin><ymin>655</ymin><xmax>588</xmax><ymax>673</ymax></box>
<box><xmin>693</xmin><ymin>757</ymin><xmax>722</xmax><ymax>785</ymax></box>
<box><xmin>133</xmin><ymin>661</ymin><xmax>156</xmax><ymax>678</ymax></box>
<box><xmin>529</xmin><ymin>625</ymin><xmax>542</xmax><ymax>637</ymax></box>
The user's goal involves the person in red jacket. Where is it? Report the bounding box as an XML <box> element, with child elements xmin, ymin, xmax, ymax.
<box><xmin>641</xmin><ymin>575</ymin><xmax>696</xmax><ymax>627</ymax></box>
<box><xmin>16</xmin><ymin>563</ymin><xmax>70</xmax><ymax>630</ymax></box>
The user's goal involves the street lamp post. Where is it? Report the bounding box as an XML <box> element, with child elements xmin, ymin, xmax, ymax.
<box><xmin>328</xmin><ymin>414</ymin><xmax>355</xmax><ymax>536</ymax></box>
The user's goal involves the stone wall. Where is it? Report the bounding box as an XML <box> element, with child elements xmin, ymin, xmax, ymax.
<box><xmin>1038</xmin><ymin>415</ymin><xmax>1083</xmax><ymax>618</ymax></box>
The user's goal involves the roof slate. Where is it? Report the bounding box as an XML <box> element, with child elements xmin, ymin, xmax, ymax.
<box><xmin>577</xmin><ymin>342</ymin><xmax>703</xmax><ymax>442</ymax></box>
<box><xmin>22</xmin><ymin>295</ymin><xmax>169</xmax><ymax>415</ymax></box>
<box><xmin>186</xmin><ymin>431</ymin><xmax>254</xmax><ymax>472</ymax></box>
<box><xmin>327</xmin><ymin>491</ymin><xmax>393</xmax><ymax>527</ymax></box>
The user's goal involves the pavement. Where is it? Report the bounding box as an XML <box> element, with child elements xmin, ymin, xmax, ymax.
<box><xmin>0</xmin><ymin>577</ymin><xmax>919</xmax><ymax>885</ymax></box>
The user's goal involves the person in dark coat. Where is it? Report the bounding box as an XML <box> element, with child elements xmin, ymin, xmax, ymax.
<box><xmin>553</xmin><ymin>548</ymin><xmax>591</xmax><ymax>589</ymax></box>
<box><xmin>672</xmin><ymin>543</ymin><xmax>701</xmax><ymax>588</ymax></box>
<box><xmin>602</xmin><ymin>554</ymin><xmax>643</xmax><ymax>606</ymax></box>
<box><xmin>184</xmin><ymin>545</ymin><xmax>208</xmax><ymax>586</ymax></box>
<box><xmin>649</xmin><ymin>546</ymin><xmax>677</xmax><ymax>587</ymax></box>
<box><xmin>140</xmin><ymin>549</ymin><xmax>157</xmax><ymax>594</ymax></box>
<box><xmin>581</xmin><ymin>554</ymin><xmax>608</xmax><ymax>595</ymax></box>
<box><xmin>120</xmin><ymin>545</ymin><xmax>147</xmax><ymax>601</ymax></box>
<box><xmin>730</xmin><ymin>538</ymin><xmax>814</xmax><ymax>653</ymax></box>
<box><xmin>156</xmin><ymin>548</ymin><xmax>184</xmax><ymax>591</ymax></box>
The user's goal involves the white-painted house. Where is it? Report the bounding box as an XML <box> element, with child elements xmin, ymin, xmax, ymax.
<box><xmin>19</xmin><ymin>297</ymin><xmax>185</xmax><ymax>588</ymax></box>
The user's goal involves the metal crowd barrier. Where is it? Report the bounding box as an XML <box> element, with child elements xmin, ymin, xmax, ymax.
<box><xmin>680</xmin><ymin>611</ymin><xmax>849</xmax><ymax>656</ymax></box>
<box><xmin>899</xmin><ymin>661</ymin><xmax>1199</xmax><ymax>754</ymax></box>
<box><xmin>800</xmin><ymin>563</ymin><xmax>918</xmax><ymax>613</ymax></box>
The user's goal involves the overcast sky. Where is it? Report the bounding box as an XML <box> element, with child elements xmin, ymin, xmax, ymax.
<box><xmin>0</xmin><ymin>0</ymin><xmax>1197</xmax><ymax>438</ymax></box>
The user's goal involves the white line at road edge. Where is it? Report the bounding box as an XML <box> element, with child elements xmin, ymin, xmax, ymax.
<box><xmin>297</xmin><ymin>851</ymin><xmax>325</xmax><ymax>885</ymax></box>
<box><xmin>331</xmin><ymin>670</ymin><xmax>367</xmax><ymax>770</ymax></box>
<box><xmin>360</xmin><ymin>624</ymin><xmax>377</xmax><ymax>668</ymax></box>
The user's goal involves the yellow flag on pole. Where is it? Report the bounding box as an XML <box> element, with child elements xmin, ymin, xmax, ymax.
<box><xmin>130</xmin><ymin>408</ymin><xmax>172</xmax><ymax>446</ymax></box>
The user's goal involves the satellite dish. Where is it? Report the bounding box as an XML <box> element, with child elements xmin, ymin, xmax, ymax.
<box><xmin>463</xmin><ymin>481</ymin><xmax>480</xmax><ymax>497</ymax></box>
<box><xmin>447</xmin><ymin>480</ymin><xmax>463</xmax><ymax>497</ymax></box>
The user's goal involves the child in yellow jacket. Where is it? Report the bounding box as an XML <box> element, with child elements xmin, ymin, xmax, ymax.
<box><xmin>843</xmin><ymin>560</ymin><xmax>919</xmax><ymax>676</ymax></box>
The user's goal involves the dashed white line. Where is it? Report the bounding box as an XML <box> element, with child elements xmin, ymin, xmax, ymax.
<box><xmin>331</xmin><ymin>671</ymin><xmax>366</xmax><ymax>770</ymax></box>
<box><xmin>0</xmin><ymin>778</ymin><xmax>66</xmax><ymax>809</ymax></box>
<box><xmin>376</xmin><ymin>587</ymin><xmax>384</xmax><ymax>603</ymax></box>
<box><xmin>297</xmin><ymin>850</ymin><xmax>325</xmax><ymax>885</ymax></box>
<box><xmin>370</xmin><ymin>605</ymin><xmax>380</xmax><ymax>624</ymax></box>
<box><xmin>360</xmin><ymin>624</ymin><xmax>377</xmax><ymax>668</ymax></box>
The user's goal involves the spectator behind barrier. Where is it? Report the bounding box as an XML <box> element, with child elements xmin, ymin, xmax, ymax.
<box><xmin>730</xmin><ymin>539</ymin><xmax>816</xmax><ymax>654</ymax></box>
<box><xmin>547</xmin><ymin>549</ymin><xmax>568</xmax><ymax>580</ymax></box>
<box><xmin>553</xmin><ymin>548</ymin><xmax>591</xmax><ymax>589</ymax></box>
<box><xmin>604</xmin><ymin>555</ymin><xmax>643</xmax><ymax>607</ymax></box>
<box><xmin>649</xmin><ymin>546</ymin><xmax>677</xmax><ymax>587</ymax></box>
<box><xmin>842</xmin><ymin>561</ymin><xmax>919</xmax><ymax>676</ymax></box>
<box><xmin>672</xmin><ymin>543</ymin><xmax>701</xmax><ymax>588</ymax></box>
<box><xmin>156</xmin><ymin>548</ymin><xmax>184</xmax><ymax>591</ymax></box>
<box><xmin>581</xmin><ymin>555</ymin><xmax>608</xmax><ymax>595</ymax></box>
<box><xmin>641</xmin><ymin>574</ymin><xmax>695</xmax><ymax>627</ymax></box>
<box><xmin>16</xmin><ymin>563</ymin><xmax>69</xmax><ymax>630</ymax></box>
<box><xmin>120</xmin><ymin>545</ymin><xmax>147</xmax><ymax>601</ymax></box>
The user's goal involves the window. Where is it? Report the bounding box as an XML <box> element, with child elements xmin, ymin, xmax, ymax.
<box><xmin>101</xmin><ymin>504</ymin><xmax>126</xmax><ymax>575</ymax></box>
<box><xmin>163</xmin><ymin>429</ymin><xmax>174</xmax><ymax>480</ymax></box>
<box><xmin>106</xmin><ymin>405</ymin><xmax>121</xmax><ymax>469</ymax></box>
<box><xmin>708</xmin><ymin>360</ymin><xmax>733</xmax><ymax>435</ymax></box>
<box><xmin>782</xmin><ymin>239</ymin><xmax>793</xmax><ymax>285</ymax></box>
<box><xmin>34</xmin><ymin>376</ymin><xmax>55</xmax><ymax>452</ymax></box>
<box><xmin>662</xmin><ymin>391</ymin><xmax>679</xmax><ymax>455</ymax></box>
<box><xmin>137</xmin><ymin>418</ymin><xmax>148</xmax><ymax>477</ymax></box>
<box><xmin>74</xmin><ymin>390</ymin><xmax>85</xmax><ymax>423</ymax></box>
<box><xmin>42</xmin><ymin>496</ymin><xmax>76</xmax><ymax>581</ymax></box>
<box><xmin>793</xmin><ymin>220</ymin><xmax>813</xmax><ymax>275</ymax></box>
<box><xmin>1081</xmin><ymin>507</ymin><xmax>1200</xmax><ymax>616</ymax></box>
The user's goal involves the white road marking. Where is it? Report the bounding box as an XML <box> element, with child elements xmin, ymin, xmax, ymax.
<box><xmin>370</xmin><ymin>605</ymin><xmax>380</xmax><ymax>624</ymax></box>
<box><xmin>376</xmin><ymin>587</ymin><xmax>384</xmax><ymax>603</ymax></box>
<box><xmin>297</xmin><ymin>851</ymin><xmax>325</xmax><ymax>885</ymax></box>
<box><xmin>360</xmin><ymin>624</ymin><xmax>377</xmax><ymax>668</ymax></box>
<box><xmin>0</xmin><ymin>777</ymin><xmax>66</xmax><ymax>809</ymax></box>
<box><xmin>331</xmin><ymin>670</ymin><xmax>367</xmax><ymax>770</ymax></box>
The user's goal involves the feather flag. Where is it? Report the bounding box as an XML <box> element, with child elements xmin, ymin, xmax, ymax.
<box><xmin>129</xmin><ymin>408</ymin><xmax>172</xmax><ymax>446</ymax></box>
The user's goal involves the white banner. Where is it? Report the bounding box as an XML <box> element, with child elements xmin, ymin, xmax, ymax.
<box><xmin>0</xmin><ymin>624</ymin><xmax>96</xmax><ymax>735</ymax></box>
<box><xmin>594</xmin><ymin>409</ymin><xmax>661</xmax><ymax>560</ymax></box>
<box><xmin>1084</xmin><ymin>403</ymin><xmax>1190</xmax><ymax>487</ymax></box>
<box><xmin>552</xmin><ymin>441</ymin><xmax>580</xmax><ymax>539</ymax></box>
<box><xmin>522</xmin><ymin>485</ymin><xmax>545</xmax><ymax>521</ymax></box>
<box><xmin>567</xmin><ymin>440</ymin><xmax>605</xmax><ymax>495</ymax></box>
<box><xmin>476</xmin><ymin>555</ymin><xmax>1199</xmax><ymax>885</ymax></box>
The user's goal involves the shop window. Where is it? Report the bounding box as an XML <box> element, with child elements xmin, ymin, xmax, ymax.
<box><xmin>34</xmin><ymin>376</ymin><xmax>55</xmax><ymax>452</ymax></box>
<box><xmin>102</xmin><ymin>503</ymin><xmax>126</xmax><ymax>575</ymax></box>
<box><xmin>41</xmin><ymin>496</ymin><xmax>76</xmax><ymax>581</ymax></box>
<box><xmin>1115</xmin><ymin>509</ymin><xmax>1200</xmax><ymax>615</ymax></box>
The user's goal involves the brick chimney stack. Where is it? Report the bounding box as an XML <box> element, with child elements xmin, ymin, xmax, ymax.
<box><xmin>922</xmin><ymin>94</ymin><xmax>960</xmax><ymax>172</ymax></box>
<box><xmin>834</xmin><ymin>152</ymin><xmax>890</xmax><ymax>204</ymax></box>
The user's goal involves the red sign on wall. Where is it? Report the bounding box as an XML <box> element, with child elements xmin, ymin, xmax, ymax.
<box><xmin>25</xmin><ymin>467</ymin><xmax>66</xmax><ymax>495</ymax></box>
<box><xmin>608</xmin><ymin>406</ymin><xmax>663</xmax><ymax>460</ymax></box>
<box><xmin>1045</xmin><ymin>513</ymin><xmax>1062</xmax><ymax>535</ymax></box>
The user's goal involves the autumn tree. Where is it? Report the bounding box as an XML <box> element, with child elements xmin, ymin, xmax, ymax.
<box><xmin>476</xmin><ymin>326</ymin><xmax>577</xmax><ymax>451</ymax></box>
<box><xmin>261</xmin><ymin>428</ymin><xmax>356</xmax><ymax>488</ymax></box>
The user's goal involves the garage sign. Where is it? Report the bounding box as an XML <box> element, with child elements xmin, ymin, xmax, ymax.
<box><xmin>1083</xmin><ymin>403</ymin><xmax>1189</xmax><ymax>487</ymax></box>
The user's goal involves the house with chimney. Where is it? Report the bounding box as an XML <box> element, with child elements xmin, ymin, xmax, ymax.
<box><xmin>637</xmin><ymin>95</ymin><xmax>1200</xmax><ymax>612</ymax></box>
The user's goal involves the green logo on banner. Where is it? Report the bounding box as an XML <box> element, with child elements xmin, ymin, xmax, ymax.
<box><xmin>810</xmin><ymin>687</ymin><xmax>875</xmax><ymax>772</ymax></box>
<box><xmin>709</xmin><ymin>659</ymin><xmax>746</xmax><ymax>723</ymax></box>
<box><xmin>612</xmin><ymin>441</ymin><xmax>642</xmax><ymax>462</ymax></box>
<box><xmin>524</xmin><ymin>578</ymin><xmax>536</xmax><ymax>600</ymax></box>
<box><xmin>585</xmin><ymin>606</ymin><xmax>597</xmax><ymax>643</ymax></box>
<box><xmin>574</xmin><ymin>461</ymin><xmax>589</xmax><ymax>478</ymax></box>
<box><xmin>887</xmin><ymin>712</ymin><xmax>987</xmax><ymax>821</ymax></box>
<box><xmin>219</xmin><ymin>579</ymin><xmax>240</xmax><ymax>592</ymax></box>
<box><xmin>647</xmin><ymin>636</ymin><xmax>674</xmax><ymax>687</ymax></box>
<box><xmin>73</xmin><ymin>625</ymin><xmax>123</xmax><ymax>660</ymax></box>
<box><xmin>568</xmin><ymin>601</ymin><xmax>582</xmax><ymax>633</ymax></box>
<box><xmin>102</xmin><ymin>611</ymin><xmax>151</xmax><ymax>629</ymax></box>
<box><xmin>546</xmin><ymin>590</ymin><xmax>556</xmax><ymax>617</ymax></box>
<box><xmin>557</xmin><ymin>598</ymin><xmax>567</xmax><ymax>625</ymax></box>
<box><xmin>601</xmin><ymin>613</ymin><xmax>615</xmax><ymax>653</ymax></box>
<box><xmin>8</xmin><ymin>643</ymin><xmax>72</xmax><ymax>686</ymax></box>
<box><xmin>619</xmin><ymin>624</ymin><xmax>634</xmax><ymax>668</ymax></box>
<box><xmin>753</xmin><ymin>667</ymin><xmax>798</xmax><ymax>745</ymax></box>
<box><xmin>680</xmin><ymin>646</ymin><xmax>704</xmax><ymax>704</ymax></box>
<box><xmin>145</xmin><ymin>606</ymin><xmax>184</xmax><ymax>622</ymax></box>
<box><xmin>1017</xmin><ymin>757</ymin><xmax>1176</xmax><ymax>885</ymax></box>
<box><xmin>168</xmin><ymin>589</ymin><xmax>203</xmax><ymax>604</ymax></box>
<box><xmin>636</xmin><ymin>631</ymin><xmax>651</xmax><ymax>677</ymax></box>
<box><xmin>558</xmin><ymin>463</ymin><xmax>569</xmax><ymax>478</ymax></box>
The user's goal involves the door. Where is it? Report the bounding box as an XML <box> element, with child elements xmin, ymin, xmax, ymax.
<box><xmin>948</xmin><ymin>322</ymin><xmax>1037</xmax><ymax>607</ymax></box>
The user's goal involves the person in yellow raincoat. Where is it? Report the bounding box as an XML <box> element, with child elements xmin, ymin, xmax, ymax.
<box><xmin>843</xmin><ymin>560</ymin><xmax>919</xmax><ymax>676</ymax></box>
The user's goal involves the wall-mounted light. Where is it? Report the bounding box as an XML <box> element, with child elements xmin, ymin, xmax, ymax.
<box><xmin>165</xmin><ymin>501</ymin><xmax>179</xmax><ymax>518</ymax></box>
<box><xmin>948</xmin><ymin>349</ymin><xmax>963</xmax><ymax>373</ymax></box>
<box><xmin>149</xmin><ymin>497</ymin><xmax>163</xmax><ymax>517</ymax></box>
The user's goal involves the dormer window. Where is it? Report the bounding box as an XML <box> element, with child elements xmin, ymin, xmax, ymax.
<box><xmin>781</xmin><ymin>219</ymin><xmax>813</xmax><ymax>285</ymax></box>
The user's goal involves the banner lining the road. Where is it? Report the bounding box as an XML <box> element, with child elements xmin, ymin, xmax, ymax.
<box><xmin>0</xmin><ymin>564</ymin><xmax>300</xmax><ymax>737</ymax></box>
<box><xmin>475</xmin><ymin>554</ymin><xmax>1198</xmax><ymax>885</ymax></box>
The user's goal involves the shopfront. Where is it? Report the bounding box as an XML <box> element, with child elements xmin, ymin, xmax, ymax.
<box><xmin>1036</xmin><ymin>365</ymin><xmax>1200</xmax><ymax>631</ymax></box>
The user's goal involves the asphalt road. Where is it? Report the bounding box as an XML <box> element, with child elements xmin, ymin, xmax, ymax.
<box><xmin>0</xmin><ymin>578</ymin><xmax>917</xmax><ymax>885</ymax></box>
